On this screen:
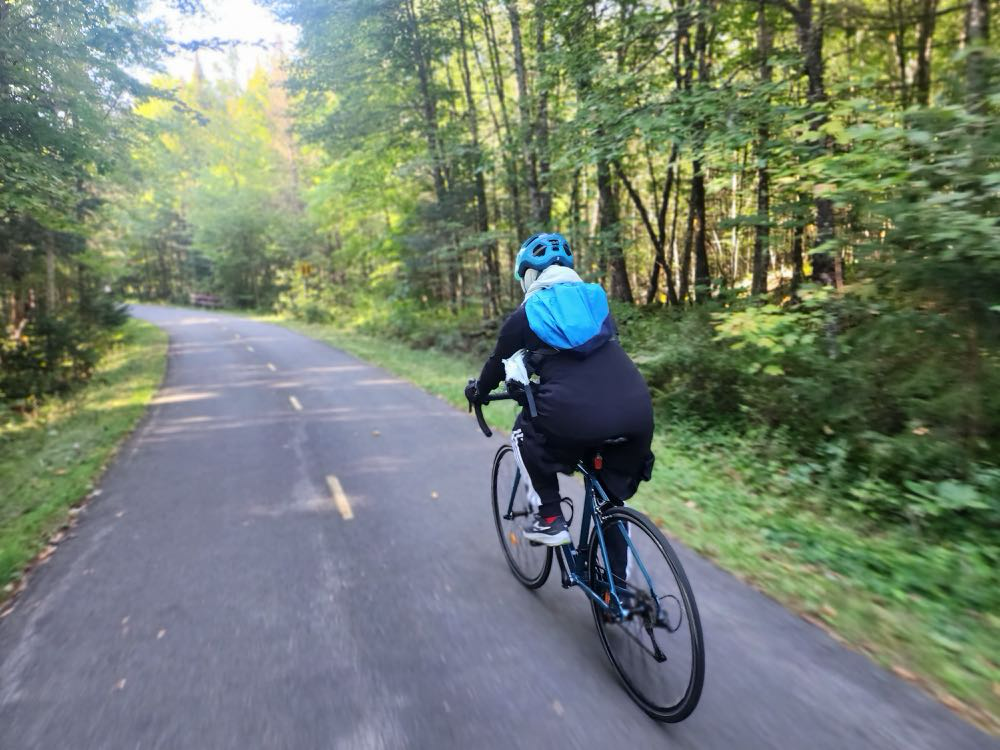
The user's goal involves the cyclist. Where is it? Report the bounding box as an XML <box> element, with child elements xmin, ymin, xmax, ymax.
<box><xmin>465</xmin><ymin>232</ymin><xmax>654</xmax><ymax>547</ymax></box>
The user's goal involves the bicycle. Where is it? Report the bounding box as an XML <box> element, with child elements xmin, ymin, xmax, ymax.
<box><xmin>470</xmin><ymin>386</ymin><xmax>705</xmax><ymax>722</ymax></box>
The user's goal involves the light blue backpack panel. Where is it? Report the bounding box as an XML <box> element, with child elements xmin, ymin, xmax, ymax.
<box><xmin>524</xmin><ymin>283</ymin><xmax>612</xmax><ymax>354</ymax></box>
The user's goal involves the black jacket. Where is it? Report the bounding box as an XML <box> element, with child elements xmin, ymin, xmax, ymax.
<box><xmin>478</xmin><ymin>305</ymin><xmax>653</xmax><ymax>445</ymax></box>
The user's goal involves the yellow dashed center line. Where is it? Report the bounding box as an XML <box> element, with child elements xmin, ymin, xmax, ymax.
<box><xmin>288</xmin><ymin>395</ymin><xmax>303</xmax><ymax>411</ymax></box>
<box><xmin>267</xmin><ymin>363</ymin><xmax>276</xmax><ymax>372</ymax></box>
<box><xmin>246</xmin><ymin>345</ymin><xmax>254</xmax><ymax>352</ymax></box>
<box><xmin>325</xmin><ymin>475</ymin><xmax>354</xmax><ymax>520</ymax></box>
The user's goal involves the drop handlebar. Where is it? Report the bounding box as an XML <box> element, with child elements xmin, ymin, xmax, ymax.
<box><xmin>466</xmin><ymin>382</ymin><xmax>516</xmax><ymax>438</ymax></box>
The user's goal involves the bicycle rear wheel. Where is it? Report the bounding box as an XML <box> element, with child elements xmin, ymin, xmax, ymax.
<box><xmin>491</xmin><ymin>445</ymin><xmax>552</xmax><ymax>589</ymax></box>
<box><xmin>588</xmin><ymin>506</ymin><xmax>704</xmax><ymax>722</ymax></box>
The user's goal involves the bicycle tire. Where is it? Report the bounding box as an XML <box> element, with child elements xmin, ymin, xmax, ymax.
<box><xmin>491</xmin><ymin>445</ymin><xmax>552</xmax><ymax>589</ymax></box>
<box><xmin>588</xmin><ymin>506</ymin><xmax>705</xmax><ymax>722</ymax></box>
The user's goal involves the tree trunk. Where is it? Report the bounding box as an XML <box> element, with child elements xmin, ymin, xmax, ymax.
<box><xmin>617</xmin><ymin>143</ymin><xmax>678</xmax><ymax>306</ymax></box>
<box><xmin>691</xmin><ymin>160</ymin><xmax>710</xmax><ymax>298</ymax></box>
<box><xmin>752</xmin><ymin>168</ymin><xmax>770</xmax><ymax>295</ymax></box>
<box><xmin>752</xmin><ymin>0</ymin><xmax>772</xmax><ymax>296</ymax></box>
<box><xmin>157</xmin><ymin>238</ymin><xmax>171</xmax><ymax>300</ymax></box>
<box><xmin>457</xmin><ymin>1</ymin><xmax>500</xmax><ymax>316</ymax></box>
<box><xmin>888</xmin><ymin>0</ymin><xmax>911</xmax><ymax>107</ymax></box>
<box><xmin>45</xmin><ymin>234</ymin><xmax>57</xmax><ymax>314</ymax></box>
<box><xmin>597</xmin><ymin>158</ymin><xmax>633</xmax><ymax>303</ymax></box>
<box><xmin>403</xmin><ymin>0</ymin><xmax>448</xmax><ymax>203</ymax></box>
<box><xmin>914</xmin><ymin>0</ymin><xmax>939</xmax><ymax>106</ymax></box>
<box><xmin>478</xmin><ymin>0</ymin><xmax>527</xmax><ymax>242</ymax></box>
<box><xmin>964</xmin><ymin>0</ymin><xmax>990</xmax><ymax>112</ymax></box>
<box><xmin>403</xmin><ymin>0</ymin><xmax>456</xmax><ymax>300</ymax></box>
<box><xmin>791</xmin><ymin>199</ymin><xmax>805</xmax><ymax>293</ymax></box>
<box><xmin>569</xmin><ymin>167</ymin><xmax>582</xmax><ymax>257</ymax></box>
<box><xmin>792</xmin><ymin>0</ymin><xmax>835</xmax><ymax>284</ymax></box>
<box><xmin>678</xmin><ymin>196</ymin><xmax>695</xmax><ymax>303</ymax></box>
<box><xmin>564</xmin><ymin>2</ymin><xmax>631</xmax><ymax>301</ymax></box>
<box><xmin>690</xmin><ymin>0</ymin><xmax>711</xmax><ymax>300</ymax></box>
<box><xmin>619</xmin><ymin>160</ymin><xmax>675</xmax><ymax>306</ymax></box>
<box><xmin>667</xmin><ymin>164</ymin><xmax>683</xmax><ymax>305</ymax></box>
<box><xmin>505</xmin><ymin>0</ymin><xmax>544</xmax><ymax>228</ymax></box>
<box><xmin>532</xmin><ymin>0</ymin><xmax>551</xmax><ymax>225</ymax></box>
<box><xmin>660</xmin><ymin>153</ymin><xmax>681</xmax><ymax>306</ymax></box>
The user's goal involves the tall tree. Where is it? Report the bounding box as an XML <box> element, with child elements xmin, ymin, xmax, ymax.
<box><xmin>617</xmin><ymin>144</ymin><xmax>680</xmax><ymax>305</ymax></box>
<box><xmin>505</xmin><ymin>0</ymin><xmax>549</xmax><ymax>227</ymax></box>
<box><xmin>456</xmin><ymin>0</ymin><xmax>501</xmax><ymax>314</ymax></box>
<box><xmin>769</xmin><ymin>0</ymin><xmax>835</xmax><ymax>284</ymax></box>
<box><xmin>690</xmin><ymin>0</ymin><xmax>712</xmax><ymax>300</ymax></box>
<box><xmin>914</xmin><ymin>0</ymin><xmax>940</xmax><ymax>107</ymax></box>
<box><xmin>752</xmin><ymin>0</ymin><xmax>773</xmax><ymax>296</ymax></box>
<box><xmin>964</xmin><ymin>0</ymin><xmax>990</xmax><ymax>111</ymax></box>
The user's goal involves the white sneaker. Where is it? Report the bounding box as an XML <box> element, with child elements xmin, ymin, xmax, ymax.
<box><xmin>522</xmin><ymin>513</ymin><xmax>571</xmax><ymax>546</ymax></box>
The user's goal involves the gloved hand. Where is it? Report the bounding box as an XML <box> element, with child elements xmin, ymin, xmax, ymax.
<box><xmin>465</xmin><ymin>379</ymin><xmax>483</xmax><ymax>406</ymax></box>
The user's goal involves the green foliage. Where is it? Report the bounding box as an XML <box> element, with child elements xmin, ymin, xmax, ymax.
<box><xmin>2</xmin><ymin>315</ymin><xmax>101</xmax><ymax>403</ymax></box>
<box><xmin>0</xmin><ymin>0</ymin><xmax>166</xmax><ymax>406</ymax></box>
<box><xmin>274</xmin><ymin>271</ymin><xmax>335</xmax><ymax>323</ymax></box>
<box><xmin>76</xmin><ymin>0</ymin><xmax>1000</xmax><ymax>725</ymax></box>
<box><xmin>616</xmin><ymin>276</ymin><xmax>1000</xmax><ymax>544</ymax></box>
<box><xmin>0</xmin><ymin>296</ymin><xmax>129</xmax><ymax>403</ymax></box>
<box><xmin>105</xmin><ymin>67</ymin><xmax>316</xmax><ymax>307</ymax></box>
<box><xmin>0</xmin><ymin>0</ymin><xmax>161</xmax><ymax>230</ymax></box>
<box><xmin>277</xmin><ymin>284</ymin><xmax>497</xmax><ymax>359</ymax></box>
<box><xmin>0</xmin><ymin>319</ymin><xmax>167</xmax><ymax>594</ymax></box>
<box><xmin>820</xmin><ymin>95</ymin><xmax>1000</xmax><ymax>315</ymax></box>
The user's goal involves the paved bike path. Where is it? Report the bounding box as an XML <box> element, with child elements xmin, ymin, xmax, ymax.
<box><xmin>0</xmin><ymin>306</ymin><xmax>993</xmax><ymax>749</ymax></box>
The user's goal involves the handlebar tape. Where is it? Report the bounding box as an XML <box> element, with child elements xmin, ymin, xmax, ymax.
<box><xmin>474</xmin><ymin>401</ymin><xmax>492</xmax><ymax>437</ymax></box>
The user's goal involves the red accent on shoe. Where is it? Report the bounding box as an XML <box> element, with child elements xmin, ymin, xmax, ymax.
<box><xmin>543</xmin><ymin>516</ymin><xmax>559</xmax><ymax>524</ymax></box>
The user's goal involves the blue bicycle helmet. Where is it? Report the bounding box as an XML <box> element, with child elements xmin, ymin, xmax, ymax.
<box><xmin>514</xmin><ymin>232</ymin><xmax>574</xmax><ymax>280</ymax></box>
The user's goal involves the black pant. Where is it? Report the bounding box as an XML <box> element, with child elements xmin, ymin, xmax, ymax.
<box><xmin>512</xmin><ymin>413</ymin><xmax>636</xmax><ymax>585</ymax></box>
<box><xmin>512</xmin><ymin>412</ymin><xmax>652</xmax><ymax>510</ymax></box>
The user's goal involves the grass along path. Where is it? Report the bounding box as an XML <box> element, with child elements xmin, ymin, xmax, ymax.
<box><xmin>0</xmin><ymin>318</ymin><xmax>167</xmax><ymax>606</ymax></box>
<box><xmin>265</xmin><ymin>313</ymin><xmax>998</xmax><ymax>734</ymax></box>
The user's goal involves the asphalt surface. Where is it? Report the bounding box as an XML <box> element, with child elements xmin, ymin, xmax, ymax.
<box><xmin>0</xmin><ymin>305</ymin><xmax>994</xmax><ymax>749</ymax></box>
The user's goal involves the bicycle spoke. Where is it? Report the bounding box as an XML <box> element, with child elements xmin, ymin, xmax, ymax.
<box><xmin>606</xmin><ymin>619</ymin><xmax>662</xmax><ymax>661</ymax></box>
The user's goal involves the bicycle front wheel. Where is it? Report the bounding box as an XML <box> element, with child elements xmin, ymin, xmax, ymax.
<box><xmin>491</xmin><ymin>445</ymin><xmax>552</xmax><ymax>589</ymax></box>
<box><xmin>588</xmin><ymin>506</ymin><xmax>705</xmax><ymax>722</ymax></box>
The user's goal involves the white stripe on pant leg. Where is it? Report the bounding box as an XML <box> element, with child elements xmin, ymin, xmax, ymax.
<box><xmin>510</xmin><ymin>429</ymin><xmax>541</xmax><ymax>511</ymax></box>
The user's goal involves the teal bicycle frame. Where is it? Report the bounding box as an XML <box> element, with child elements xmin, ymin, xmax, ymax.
<box><xmin>503</xmin><ymin>457</ymin><xmax>663</xmax><ymax>627</ymax></box>
<box><xmin>478</xmin><ymin>383</ymin><xmax>704</xmax><ymax>718</ymax></box>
